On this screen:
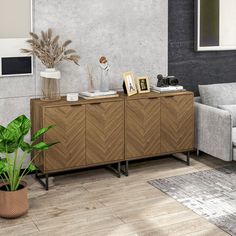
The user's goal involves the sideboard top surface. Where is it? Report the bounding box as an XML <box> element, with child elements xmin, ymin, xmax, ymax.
<box><xmin>30</xmin><ymin>91</ymin><xmax>193</xmax><ymax>108</ymax></box>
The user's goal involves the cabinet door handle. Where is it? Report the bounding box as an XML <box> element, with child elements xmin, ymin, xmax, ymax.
<box><xmin>148</xmin><ymin>97</ymin><xmax>158</xmax><ymax>100</ymax></box>
<box><xmin>90</xmin><ymin>102</ymin><xmax>101</xmax><ymax>105</ymax></box>
<box><xmin>70</xmin><ymin>104</ymin><xmax>82</xmax><ymax>107</ymax></box>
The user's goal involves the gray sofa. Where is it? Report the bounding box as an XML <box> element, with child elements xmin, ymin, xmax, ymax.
<box><xmin>195</xmin><ymin>82</ymin><xmax>236</xmax><ymax>162</ymax></box>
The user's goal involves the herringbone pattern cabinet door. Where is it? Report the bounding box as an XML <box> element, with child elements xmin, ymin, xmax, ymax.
<box><xmin>161</xmin><ymin>95</ymin><xmax>194</xmax><ymax>153</ymax></box>
<box><xmin>66</xmin><ymin>105</ymin><xmax>86</xmax><ymax>168</ymax></box>
<box><xmin>43</xmin><ymin>105</ymin><xmax>86</xmax><ymax>172</ymax></box>
<box><xmin>86</xmin><ymin>101</ymin><xmax>124</xmax><ymax>165</ymax></box>
<box><xmin>177</xmin><ymin>95</ymin><xmax>194</xmax><ymax>150</ymax></box>
<box><xmin>126</xmin><ymin>98</ymin><xmax>161</xmax><ymax>159</ymax></box>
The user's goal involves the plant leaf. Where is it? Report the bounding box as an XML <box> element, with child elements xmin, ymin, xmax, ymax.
<box><xmin>3</xmin><ymin>128</ymin><xmax>18</xmax><ymax>143</ymax></box>
<box><xmin>52</xmin><ymin>35</ymin><xmax>60</xmax><ymax>46</ymax></box>
<box><xmin>40</xmin><ymin>40</ymin><xmax>45</xmax><ymax>48</ymax></box>
<box><xmin>20</xmin><ymin>116</ymin><xmax>32</xmax><ymax>136</ymax></box>
<box><xmin>26</xmin><ymin>39</ymin><xmax>34</xmax><ymax>44</ymax></box>
<box><xmin>29</xmin><ymin>32</ymin><xmax>39</xmax><ymax>40</ymax></box>
<box><xmin>0</xmin><ymin>159</ymin><xmax>7</xmax><ymax>174</ymax></box>
<box><xmin>20</xmin><ymin>141</ymin><xmax>32</xmax><ymax>153</ymax></box>
<box><xmin>0</xmin><ymin>115</ymin><xmax>31</xmax><ymax>153</ymax></box>
<box><xmin>0</xmin><ymin>142</ymin><xmax>6</xmax><ymax>153</ymax></box>
<box><xmin>41</xmin><ymin>30</ymin><xmax>48</xmax><ymax>42</ymax></box>
<box><xmin>64</xmin><ymin>49</ymin><xmax>76</xmax><ymax>55</ymax></box>
<box><xmin>21</xmin><ymin>49</ymin><xmax>32</xmax><ymax>54</ymax></box>
<box><xmin>6</xmin><ymin>142</ymin><xmax>19</xmax><ymax>153</ymax></box>
<box><xmin>62</xmin><ymin>40</ymin><xmax>72</xmax><ymax>48</ymax></box>
<box><xmin>3</xmin><ymin>115</ymin><xmax>31</xmax><ymax>145</ymax></box>
<box><xmin>31</xmin><ymin>125</ymin><xmax>55</xmax><ymax>142</ymax></box>
<box><xmin>28</xmin><ymin>163</ymin><xmax>37</xmax><ymax>172</ymax></box>
<box><xmin>0</xmin><ymin>125</ymin><xmax>5</xmax><ymax>142</ymax></box>
<box><xmin>48</xmin><ymin>28</ymin><xmax>52</xmax><ymax>40</ymax></box>
<box><xmin>7</xmin><ymin>115</ymin><xmax>31</xmax><ymax>137</ymax></box>
<box><xmin>33</xmin><ymin>141</ymin><xmax>59</xmax><ymax>151</ymax></box>
<box><xmin>66</xmin><ymin>54</ymin><xmax>80</xmax><ymax>65</ymax></box>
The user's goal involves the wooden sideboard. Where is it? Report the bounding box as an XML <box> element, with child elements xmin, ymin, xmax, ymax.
<box><xmin>31</xmin><ymin>91</ymin><xmax>194</xmax><ymax>189</ymax></box>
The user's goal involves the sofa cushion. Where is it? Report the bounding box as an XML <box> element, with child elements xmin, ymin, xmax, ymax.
<box><xmin>218</xmin><ymin>105</ymin><xmax>236</xmax><ymax>127</ymax></box>
<box><xmin>199</xmin><ymin>83</ymin><xmax>236</xmax><ymax>107</ymax></box>
<box><xmin>194</xmin><ymin>96</ymin><xmax>201</xmax><ymax>103</ymax></box>
<box><xmin>232</xmin><ymin>128</ymin><xmax>236</xmax><ymax>147</ymax></box>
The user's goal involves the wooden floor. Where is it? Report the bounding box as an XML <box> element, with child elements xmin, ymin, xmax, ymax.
<box><xmin>0</xmin><ymin>153</ymin><xmax>230</xmax><ymax>236</ymax></box>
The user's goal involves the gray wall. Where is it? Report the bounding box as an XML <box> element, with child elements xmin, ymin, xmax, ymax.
<box><xmin>0</xmin><ymin>0</ymin><xmax>168</xmax><ymax>126</ymax></box>
<box><xmin>169</xmin><ymin>0</ymin><xmax>236</xmax><ymax>95</ymax></box>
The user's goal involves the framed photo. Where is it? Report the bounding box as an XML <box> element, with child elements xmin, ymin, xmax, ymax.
<box><xmin>123</xmin><ymin>71</ymin><xmax>137</xmax><ymax>96</ymax></box>
<box><xmin>136</xmin><ymin>76</ymin><xmax>150</xmax><ymax>93</ymax></box>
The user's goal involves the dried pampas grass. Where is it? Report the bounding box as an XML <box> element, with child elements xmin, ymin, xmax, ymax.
<box><xmin>21</xmin><ymin>28</ymin><xmax>80</xmax><ymax>68</ymax></box>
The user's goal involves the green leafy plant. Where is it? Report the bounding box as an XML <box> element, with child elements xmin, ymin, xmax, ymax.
<box><xmin>0</xmin><ymin>115</ymin><xmax>58</xmax><ymax>191</ymax></box>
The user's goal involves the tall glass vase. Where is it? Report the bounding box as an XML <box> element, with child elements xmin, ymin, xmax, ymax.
<box><xmin>87</xmin><ymin>64</ymin><xmax>97</xmax><ymax>93</ymax></box>
<box><xmin>100</xmin><ymin>69</ymin><xmax>110</xmax><ymax>92</ymax></box>
<box><xmin>40</xmin><ymin>68</ymin><xmax>61</xmax><ymax>101</ymax></box>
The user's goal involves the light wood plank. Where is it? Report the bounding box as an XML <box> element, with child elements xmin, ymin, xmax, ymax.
<box><xmin>0</xmin><ymin>153</ymin><xmax>228</xmax><ymax>236</ymax></box>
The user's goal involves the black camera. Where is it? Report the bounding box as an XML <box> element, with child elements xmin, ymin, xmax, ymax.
<box><xmin>157</xmin><ymin>74</ymin><xmax>179</xmax><ymax>87</ymax></box>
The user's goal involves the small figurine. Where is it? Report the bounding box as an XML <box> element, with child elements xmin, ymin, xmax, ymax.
<box><xmin>99</xmin><ymin>56</ymin><xmax>109</xmax><ymax>71</ymax></box>
<box><xmin>99</xmin><ymin>56</ymin><xmax>110</xmax><ymax>92</ymax></box>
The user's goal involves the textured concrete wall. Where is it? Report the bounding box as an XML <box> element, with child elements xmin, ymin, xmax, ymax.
<box><xmin>34</xmin><ymin>0</ymin><xmax>168</xmax><ymax>95</ymax></box>
<box><xmin>169</xmin><ymin>0</ymin><xmax>236</xmax><ymax>95</ymax></box>
<box><xmin>0</xmin><ymin>0</ymin><xmax>168</xmax><ymax>133</ymax></box>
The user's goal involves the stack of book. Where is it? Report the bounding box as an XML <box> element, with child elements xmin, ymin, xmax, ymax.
<box><xmin>151</xmin><ymin>85</ymin><xmax>186</xmax><ymax>93</ymax></box>
<box><xmin>80</xmin><ymin>90</ymin><xmax>119</xmax><ymax>100</ymax></box>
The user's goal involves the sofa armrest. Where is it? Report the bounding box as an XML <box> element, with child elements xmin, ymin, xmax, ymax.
<box><xmin>195</xmin><ymin>102</ymin><xmax>232</xmax><ymax>161</ymax></box>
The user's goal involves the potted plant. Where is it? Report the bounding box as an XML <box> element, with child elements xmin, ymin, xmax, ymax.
<box><xmin>0</xmin><ymin>115</ymin><xmax>57</xmax><ymax>218</ymax></box>
<box><xmin>21</xmin><ymin>28</ymin><xmax>80</xmax><ymax>101</ymax></box>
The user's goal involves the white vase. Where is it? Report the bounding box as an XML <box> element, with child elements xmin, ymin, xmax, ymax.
<box><xmin>100</xmin><ymin>69</ymin><xmax>110</xmax><ymax>92</ymax></box>
<box><xmin>40</xmin><ymin>68</ymin><xmax>61</xmax><ymax>101</ymax></box>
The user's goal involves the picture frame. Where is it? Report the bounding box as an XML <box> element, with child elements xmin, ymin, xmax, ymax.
<box><xmin>123</xmin><ymin>71</ymin><xmax>137</xmax><ymax>96</ymax></box>
<box><xmin>136</xmin><ymin>76</ymin><xmax>150</xmax><ymax>93</ymax></box>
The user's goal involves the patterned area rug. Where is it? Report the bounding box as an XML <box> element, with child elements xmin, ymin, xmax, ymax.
<box><xmin>149</xmin><ymin>165</ymin><xmax>236</xmax><ymax>236</ymax></box>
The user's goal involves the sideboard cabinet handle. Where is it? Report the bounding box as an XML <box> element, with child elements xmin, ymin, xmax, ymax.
<box><xmin>70</xmin><ymin>104</ymin><xmax>82</xmax><ymax>107</ymax></box>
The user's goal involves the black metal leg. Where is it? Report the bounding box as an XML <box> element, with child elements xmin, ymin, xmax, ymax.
<box><xmin>121</xmin><ymin>161</ymin><xmax>129</xmax><ymax>176</ymax></box>
<box><xmin>118</xmin><ymin>162</ymin><xmax>121</xmax><ymax>177</ymax></box>
<box><xmin>45</xmin><ymin>174</ymin><xmax>49</xmax><ymax>190</ymax></box>
<box><xmin>187</xmin><ymin>151</ymin><xmax>190</xmax><ymax>166</ymax></box>
<box><xmin>35</xmin><ymin>170</ymin><xmax>49</xmax><ymax>190</ymax></box>
<box><xmin>172</xmin><ymin>152</ymin><xmax>191</xmax><ymax>166</ymax></box>
<box><xmin>125</xmin><ymin>161</ymin><xmax>129</xmax><ymax>176</ymax></box>
<box><xmin>106</xmin><ymin>162</ymin><xmax>121</xmax><ymax>178</ymax></box>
